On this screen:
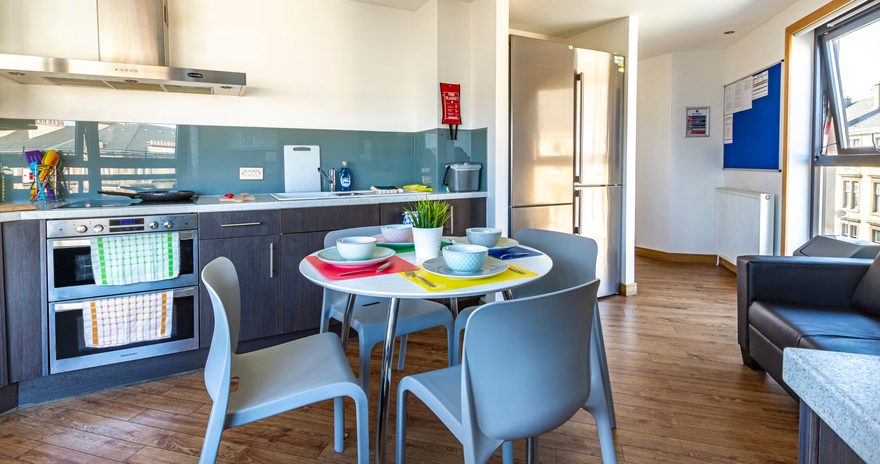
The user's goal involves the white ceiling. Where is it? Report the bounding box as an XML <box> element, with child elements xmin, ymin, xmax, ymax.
<box><xmin>510</xmin><ymin>0</ymin><xmax>800</xmax><ymax>58</ymax></box>
<box><xmin>351</xmin><ymin>0</ymin><xmax>472</xmax><ymax>11</ymax></box>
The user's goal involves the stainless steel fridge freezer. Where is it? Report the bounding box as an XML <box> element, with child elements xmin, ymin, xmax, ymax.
<box><xmin>509</xmin><ymin>34</ymin><xmax>625</xmax><ymax>297</ymax></box>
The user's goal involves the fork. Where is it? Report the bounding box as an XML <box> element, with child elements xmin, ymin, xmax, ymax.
<box><xmin>405</xmin><ymin>270</ymin><xmax>436</xmax><ymax>287</ymax></box>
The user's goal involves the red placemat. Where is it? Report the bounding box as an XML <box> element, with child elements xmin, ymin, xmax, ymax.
<box><xmin>305</xmin><ymin>255</ymin><xmax>418</xmax><ymax>280</ymax></box>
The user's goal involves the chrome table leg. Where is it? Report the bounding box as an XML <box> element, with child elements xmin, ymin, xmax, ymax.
<box><xmin>375</xmin><ymin>297</ymin><xmax>401</xmax><ymax>464</ymax></box>
<box><xmin>340</xmin><ymin>293</ymin><xmax>356</xmax><ymax>349</ymax></box>
<box><xmin>450</xmin><ymin>297</ymin><xmax>459</xmax><ymax>317</ymax></box>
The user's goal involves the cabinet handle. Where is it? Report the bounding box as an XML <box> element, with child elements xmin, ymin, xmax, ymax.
<box><xmin>269</xmin><ymin>242</ymin><xmax>275</xmax><ymax>278</ymax></box>
<box><xmin>220</xmin><ymin>221</ymin><xmax>262</xmax><ymax>228</ymax></box>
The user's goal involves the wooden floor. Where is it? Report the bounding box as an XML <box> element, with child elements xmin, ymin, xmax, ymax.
<box><xmin>0</xmin><ymin>257</ymin><xmax>800</xmax><ymax>463</ymax></box>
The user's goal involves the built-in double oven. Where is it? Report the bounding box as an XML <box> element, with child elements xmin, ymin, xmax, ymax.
<box><xmin>46</xmin><ymin>214</ymin><xmax>199</xmax><ymax>373</ymax></box>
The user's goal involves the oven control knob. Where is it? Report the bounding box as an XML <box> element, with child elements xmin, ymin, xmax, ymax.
<box><xmin>93</xmin><ymin>224</ymin><xmax>104</xmax><ymax>233</ymax></box>
<box><xmin>163</xmin><ymin>221</ymin><xmax>173</xmax><ymax>228</ymax></box>
<box><xmin>148</xmin><ymin>221</ymin><xmax>159</xmax><ymax>229</ymax></box>
<box><xmin>75</xmin><ymin>225</ymin><xmax>88</xmax><ymax>233</ymax></box>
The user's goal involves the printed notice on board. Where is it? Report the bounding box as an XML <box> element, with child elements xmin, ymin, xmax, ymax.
<box><xmin>724</xmin><ymin>85</ymin><xmax>735</xmax><ymax>115</ymax></box>
<box><xmin>724</xmin><ymin>114</ymin><xmax>733</xmax><ymax>144</ymax></box>
<box><xmin>752</xmin><ymin>70</ymin><xmax>769</xmax><ymax>99</ymax></box>
<box><xmin>726</xmin><ymin>76</ymin><xmax>754</xmax><ymax>114</ymax></box>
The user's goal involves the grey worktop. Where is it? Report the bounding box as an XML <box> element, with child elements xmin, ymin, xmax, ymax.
<box><xmin>0</xmin><ymin>191</ymin><xmax>487</xmax><ymax>222</ymax></box>
<box><xmin>783</xmin><ymin>348</ymin><xmax>880</xmax><ymax>464</ymax></box>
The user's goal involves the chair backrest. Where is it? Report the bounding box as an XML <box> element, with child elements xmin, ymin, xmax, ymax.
<box><xmin>461</xmin><ymin>279</ymin><xmax>599</xmax><ymax>441</ymax></box>
<box><xmin>324</xmin><ymin>226</ymin><xmax>382</xmax><ymax>248</ymax></box>
<box><xmin>201</xmin><ymin>257</ymin><xmax>240</xmax><ymax>402</ymax></box>
<box><xmin>512</xmin><ymin>228</ymin><xmax>599</xmax><ymax>298</ymax></box>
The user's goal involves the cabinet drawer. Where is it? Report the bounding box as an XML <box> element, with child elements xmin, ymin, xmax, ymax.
<box><xmin>280</xmin><ymin>205</ymin><xmax>380</xmax><ymax>233</ymax></box>
<box><xmin>199</xmin><ymin>211</ymin><xmax>279</xmax><ymax>239</ymax></box>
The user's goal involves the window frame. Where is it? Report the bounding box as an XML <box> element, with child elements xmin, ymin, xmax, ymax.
<box><xmin>813</xmin><ymin>5</ymin><xmax>880</xmax><ymax>163</ymax></box>
<box><xmin>873</xmin><ymin>178</ymin><xmax>880</xmax><ymax>213</ymax></box>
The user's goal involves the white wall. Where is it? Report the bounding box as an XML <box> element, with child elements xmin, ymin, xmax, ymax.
<box><xmin>635</xmin><ymin>50</ymin><xmax>724</xmax><ymax>254</ymax></box>
<box><xmin>0</xmin><ymin>0</ymin><xmax>488</xmax><ymax>133</ymax></box>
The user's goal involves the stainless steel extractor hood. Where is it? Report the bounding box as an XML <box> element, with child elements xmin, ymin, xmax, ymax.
<box><xmin>0</xmin><ymin>0</ymin><xmax>246</xmax><ymax>96</ymax></box>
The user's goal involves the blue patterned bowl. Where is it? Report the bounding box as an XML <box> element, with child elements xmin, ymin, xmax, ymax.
<box><xmin>466</xmin><ymin>227</ymin><xmax>502</xmax><ymax>248</ymax></box>
<box><xmin>442</xmin><ymin>244</ymin><xmax>488</xmax><ymax>273</ymax></box>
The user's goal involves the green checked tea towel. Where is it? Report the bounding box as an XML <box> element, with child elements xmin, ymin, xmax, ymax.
<box><xmin>90</xmin><ymin>232</ymin><xmax>181</xmax><ymax>286</ymax></box>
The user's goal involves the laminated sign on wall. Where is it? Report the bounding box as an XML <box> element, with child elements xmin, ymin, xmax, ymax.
<box><xmin>686</xmin><ymin>107</ymin><xmax>709</xmax><ymax>137</ymax></box>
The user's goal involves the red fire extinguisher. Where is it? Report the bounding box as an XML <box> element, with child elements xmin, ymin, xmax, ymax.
<box><xmin>440</xmin><ymin>83</ymin><xmax>461</xmax><ymax>140</ymax></box>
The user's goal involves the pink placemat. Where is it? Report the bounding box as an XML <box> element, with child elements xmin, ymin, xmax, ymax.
<box><xmin>306</xmin><ymin>255</ymin><xmax>418</xmax><ymax>280</ymax></box>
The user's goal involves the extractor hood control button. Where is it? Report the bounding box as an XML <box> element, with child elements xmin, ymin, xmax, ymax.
<box><xmin>148</xmin><ymin>222</ymin><xmax>159</xmax><ymax>229</ymax></box>
<box><xmin>93</xmin><ymin>224</ymin><xmax>104</xmax><ymax>233</ymax></box>
<box><xmin>75</xmin><ymin>225</ymin><xmax>88</xmax><ymax>233</ymax></box>
<box><xmin>163</xmin><ymin>221</ymin><xmax>174</xmax><ymax>228</ymax></box>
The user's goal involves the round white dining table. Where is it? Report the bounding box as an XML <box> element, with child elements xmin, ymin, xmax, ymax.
<box><xmin>299</xmin><ymin>246</ymin><xmax>553</xmax><ymax>464</ymax></box>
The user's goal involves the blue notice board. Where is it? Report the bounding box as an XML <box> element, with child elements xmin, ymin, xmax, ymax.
<box><xmin>723</xmin><ymin>63</ymin><xmax>782</xmax><ymax>170</ymax></box>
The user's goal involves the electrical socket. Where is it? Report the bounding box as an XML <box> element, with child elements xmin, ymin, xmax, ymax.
<box><xmin>239</xmin><ymin>167</ymin><xmax>263</xmax><ymax>180</ymax></box>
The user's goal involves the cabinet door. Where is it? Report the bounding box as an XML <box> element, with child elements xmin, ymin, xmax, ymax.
<box><xmin>280</xmin><ymin>205</ymin><xmax>380</xmax><ymax>234</ymax></box>
<box><xmin>280</xmin><ymin>232</ymin><xmax>325</xmax><ymax>333</ymax></box>
<box><xmin>379</xmin><ymin>198</ymin><xmax>487</xmax><ymax>236</ymax></box>
<box><xmin>379</xmin><ymin>202</ymin><xmax>409</xmax><ymax>226</ymax></box>
<box><xmin>3</xmin><ymin>220</ymin><xmax>44</xmax><ymax>382</ymax></box>
<box><xmin>199</xmin><ymin>235</ymin><xmax>282</xmax><ymax>346</ymax></box>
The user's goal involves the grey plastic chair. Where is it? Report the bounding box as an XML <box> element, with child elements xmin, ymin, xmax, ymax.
<box><xmin>452</xmin><ymin>228</ymin><xmax>618</xmax><ymax>463</ymax></box>
<box><xmin>200</xmin><ymin>257</ymin><xmax>368</xmax><ymax>464</ymax></box>
<box><xmin>396</xmin><ymin>279</ymin><xmax>600</xmax><ymax>464</ymax></box>
<box><xmin>321</xmin><ymin>226</ymin><xmax>454</xmax><ymax>394</ymax></box>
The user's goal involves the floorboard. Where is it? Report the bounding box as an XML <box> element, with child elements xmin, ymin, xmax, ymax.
<box><xmin>0</xmin><ymin>257</ymin><xmax>799</xmax><ymax>462</ymax></box>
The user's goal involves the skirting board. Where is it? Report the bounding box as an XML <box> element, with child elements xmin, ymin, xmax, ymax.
<box><xmin>619</xmin><ymin>282</ymin><xmax>638</xmax><ymax>296</ymax></box>
<box><xmin>635</xmin><ymin>246</ymin><xmax>737</xmax><ymax>274</ymax></box>
<box><xmin>635</xmin><ymin>247</ymin><xmax>717</xmax><ymax>264</ymax></box>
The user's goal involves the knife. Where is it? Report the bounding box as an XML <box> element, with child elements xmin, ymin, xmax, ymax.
<box><xmin>338</xmin><ymin>261</ymin><xmax>393</xmax><ymax>277</ymax></box>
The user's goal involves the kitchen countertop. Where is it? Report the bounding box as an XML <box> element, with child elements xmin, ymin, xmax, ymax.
<box><xmin>782</xmin><ymin>348</ymin><xmax>880</xmax><ymax>464</ymax></box>
<box><xmin>0</xmin><ymin>191</ymin><xmax>488</xmax><ymax>222</ymax></box>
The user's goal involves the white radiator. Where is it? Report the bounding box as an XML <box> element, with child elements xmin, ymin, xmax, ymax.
<box><xmin>715</xmin><ymin>188</ymin><xmax>775</xmax><ymax>268</ymax></box>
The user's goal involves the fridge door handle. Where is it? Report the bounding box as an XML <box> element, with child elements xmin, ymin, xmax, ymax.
<box><xmin>574</xmin><ymin>72</ymin><xmax>584</xmax><ymax>184</ymax></box>
<box><xmin>573</xmin><ymin>189</ymin><xmax>581</xmax><ymax>234</ymax></box>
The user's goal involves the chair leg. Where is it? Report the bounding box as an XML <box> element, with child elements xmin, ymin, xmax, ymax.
<box><xmin>396</xmin><ymin>387</ymin><xmax>409</xmax><ymax>464</ymax></box>
<box><xmin>452</xmin><ymin>314</ymin><xmax>466</xmax><ymax>365</ymax></box>
<box><xmin>446</xmin><ymin>322</ymin><xmax>454</xmax><ymax>367</ymax></box>
<box><xmin>333</xmin><ymin>397</ymin><xmax>345</xmax><ymax>453</ymax></box>
<box><xmin>585</xmin><ymin>402</ymin><xmax>618</xmax><ymax>464</ymax></box>
<box><xmin>354</xmin><ymin>391</ymin><xmax>370</xmax><ymax>464</ymax></box>
<box><xmin>591</xmin><ymin>304</ymin><xmax>617</xmax><ymax>428</ymax></box>
<box><xmin>397</xmin><ymin>335</ymin><xmax>408</xmax><ymax>371</ymax></box>
<box><xmin>199</xmin><ymin>412</ymin><xmax>225</xmax><ymax>464</ymax></box>
<box><xmin>359</xmin><ymin>338</ymin><xmax>371</xmax><ymax>396</ymax></box>
<box><xmin>502</xmin><ymin>441</ymin><xmax>514</xmax><ymax>464</ymax></box>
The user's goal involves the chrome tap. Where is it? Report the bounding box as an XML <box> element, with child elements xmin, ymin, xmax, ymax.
<box><xmin>317</xmin><ymin>167</ymin><xmax>337</xmax><ymax>192</ymax></box>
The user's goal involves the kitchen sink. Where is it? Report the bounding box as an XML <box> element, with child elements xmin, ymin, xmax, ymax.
<box><xmin>270</xmin><ymin>190</ymin><xmax>377</xmax><ymax>201</ymax></box>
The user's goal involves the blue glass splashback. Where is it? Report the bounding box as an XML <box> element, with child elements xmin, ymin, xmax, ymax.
<box><xmin>0</xmin><ymin>118</ymin><xmax>487</xmax><ymax>203</ymax></box>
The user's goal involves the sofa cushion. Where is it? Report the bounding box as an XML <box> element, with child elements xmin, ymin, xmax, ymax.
<box><xmin>749</xmin><ymin>301</ymin><xmax>880</xmax><ymax>349</ymax></box>
<box><xmin>799</xmin><ymin>335</ymin><xmax>880</xmax><ymax>356</ymax></box>
<box><xmin>852</xmin><ymin>254</ymin><xmax>880</xmax><ymax>317</ymax></box>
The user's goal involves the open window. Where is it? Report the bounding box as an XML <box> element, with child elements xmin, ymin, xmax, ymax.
<box><xmin>813</xmin><ymin>3</ymin><xmax>880</xmax><ymax>239</ymax></box>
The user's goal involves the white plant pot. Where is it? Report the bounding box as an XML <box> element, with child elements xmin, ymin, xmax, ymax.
<box><xmin>412</xmin><ymin>226</ymin><xmax>443</xmax><ymax>260</ymax></box>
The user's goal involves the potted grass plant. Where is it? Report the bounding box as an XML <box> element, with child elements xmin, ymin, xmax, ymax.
<box><xmin>406</xmin><ymin>198</ymin><xmax>452</xmax><ymax>260</ymax></box>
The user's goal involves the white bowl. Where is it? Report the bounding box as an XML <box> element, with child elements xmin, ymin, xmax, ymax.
<box><xmin>336</xmin><ymin>236</ymin><xmax>377</xmax><ymax>260</ymax></box>
<box><xmin>442</xmin><ymin>244</ymin><xmax>488</xmax><ymax>273</ymax></box>
<box><xmin>381</xmin><ymin>224</ymin><xmax>413</xmax><ymax>243</ymax></box>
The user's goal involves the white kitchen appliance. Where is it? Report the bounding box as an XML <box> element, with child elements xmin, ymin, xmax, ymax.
<box><xmin>509</xmin><ymin>35</ymin><xmax>625</xmax><ymax>296</ymax></box>
<box><xmin>283</xmin><ymin>145</ymin><xmax>322</xmax><ymax>192</ymax></box>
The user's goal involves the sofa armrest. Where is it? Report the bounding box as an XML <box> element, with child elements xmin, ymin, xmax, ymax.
<box><xmin>736</xmin><ymin>255</ymin><xmax>872</xmax><ymax>352</ymax></box>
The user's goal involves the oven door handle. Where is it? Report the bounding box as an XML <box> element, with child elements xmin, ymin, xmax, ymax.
<box><xmin>50</xmin><ymin>231</ymin><xmax>195</xmax><ymax>249</ymax></box>
<box><xmin>52</xmin><ymin>287</ymin><xmax>196</xmax><ymax>312</ymax></box>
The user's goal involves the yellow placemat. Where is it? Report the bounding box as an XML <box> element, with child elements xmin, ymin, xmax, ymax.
<box><xmin>399</xmin><ymin>265</ymin><xmax>537</xmax><ymax>292</ymax></box>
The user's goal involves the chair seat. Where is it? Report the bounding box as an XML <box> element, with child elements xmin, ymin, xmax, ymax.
<box><xmin>399</xmin><ymin>365</ymin><xmax>463</xmax><ymax>439</ymax></box>
<box><xmin>330</xmin><ymin>297</ymin><xmax>452</xmax><ymax>334</ymax></box>
<box><xmin>228</xmin><ymin>332</ymin><xmax>358</xmax><ymax>426</ymax></box>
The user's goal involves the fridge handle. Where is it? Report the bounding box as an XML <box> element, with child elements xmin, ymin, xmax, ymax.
<box><xmin>574</xmin><ymin>72</ymin><xmax>583</xmax><ymax>184</ymax></box>
<box><xmin>573</xmin><ymin>189</ymin><xmax>581</xmax><ymax>234</ymax></box>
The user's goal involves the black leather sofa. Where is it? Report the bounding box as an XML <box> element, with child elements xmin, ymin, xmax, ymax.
<box><xmin>737</xmin><ymin>255</ymin><xmax>880</xmax><ymax>395</ymax></box>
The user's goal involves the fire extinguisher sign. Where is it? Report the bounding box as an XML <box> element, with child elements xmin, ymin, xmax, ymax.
<box><xmin>440</xmin><ymin>83</ymin><xmax>461</xmax><ymax>140</ymax></box>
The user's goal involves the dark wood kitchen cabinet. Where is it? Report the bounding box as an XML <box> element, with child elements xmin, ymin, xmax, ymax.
<box><xmin>2</xmin><ymin>220</ymin><xmax>45</xmax><ymax>382</ymax></box>
<box><xmin>280</xmin><ymin>232</ymin><xmax>325</xmax><ymax>333</ymax></box>
<box><xmin>0</xmin><ymin>224</ymin><xmax>6</xmax><ymax>388</ymax></box>
<box><xmin>199</xmin><ymin>234</ymin><xmax>283</xmax><ymax>346</ymax></box>
<box><xmin>379</xmin><ymin>197</ymin><xmax>486</xmax><ymax>236</ymax></box>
